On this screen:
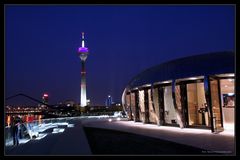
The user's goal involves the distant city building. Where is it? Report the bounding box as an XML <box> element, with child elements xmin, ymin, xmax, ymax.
<box><xmin>64</xmin><ymin>100</ymin><xmax>75</xmax><ymax>107</ymax></box>
<box><xmin>87</xmin><ymin>99</ymin><xmax>90</xmax><ymax>106</ymax></box>
<box><xmin>111</xmin><ymin>102</ymin><xmax>121</xmax><ymax>106</ymax></box>
<box><xmin>42</xmin><ymin>93</ymin><xmax>49</xmax><ymax>104</ymax></box>
<box><xmin>41</xmin><ymin>93</ymin><xmax>49</xmax><ymax>109</ymax></box>
<box><xmin>105</xmin><ymin>95</ymin><xmax>113</xmax><ymax>107</ymax></box>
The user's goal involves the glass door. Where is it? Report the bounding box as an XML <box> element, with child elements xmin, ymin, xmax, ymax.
<box><xmin>209</xmin><ymin>77</ymin><xmax>223</xmax><ymax>132</ymax></box>
<box><xmin>187</xmin><ymin>82</ymin><xmax>209</xmax><ymax>127</ymax></box>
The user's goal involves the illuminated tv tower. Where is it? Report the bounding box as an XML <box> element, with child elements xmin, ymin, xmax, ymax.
<box><xmin>78</xmin><ymin>32</ymin><xmax>89</xmax><ymax>107</ymax></box>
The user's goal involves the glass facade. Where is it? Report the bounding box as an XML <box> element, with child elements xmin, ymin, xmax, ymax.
<box><xmin>138</xmin><ymin>90</ymin><xmax>145</xmax><ymax>122</ymax></box>
<box><xmin>125</xmin><ymin>74</ymin><xmax>235</xmax><ymax>133</ymax></box>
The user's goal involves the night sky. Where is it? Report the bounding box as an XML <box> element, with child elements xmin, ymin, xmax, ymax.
<box><xmin>5</xmin><ymin>5</ymin><xmax>235</xmax><ymax>106</ymax></box>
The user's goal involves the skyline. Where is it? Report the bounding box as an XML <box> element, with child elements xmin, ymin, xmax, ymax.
<box><xmin>5</xmin><ymin>5</ymin><xmax>235</xmax><ymax>106</ymax></box>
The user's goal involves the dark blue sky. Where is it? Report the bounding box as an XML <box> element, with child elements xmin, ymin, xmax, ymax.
<box><xmin>5</xmin><ymin>5</ymin><xmax>235</xmax><ymax>106</ymax></box>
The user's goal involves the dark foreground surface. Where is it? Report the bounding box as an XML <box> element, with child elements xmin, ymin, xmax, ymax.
<box><xmin>83</xmin><ymin>127</ymin><xmax>222</xmax><ymax>155</ymax></box>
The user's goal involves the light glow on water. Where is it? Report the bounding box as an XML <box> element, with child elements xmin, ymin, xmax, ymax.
<box><xmin>7</xmin><ymin>115</ymin><xmax>10</xmax><ymax>127</ymax></box>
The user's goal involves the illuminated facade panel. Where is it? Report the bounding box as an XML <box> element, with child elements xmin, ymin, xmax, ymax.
<box><xmin>148</xmin><ymin>89</ymin><xmax>157</xmax><ymax>124</ymax></box>
<box><xmin>130</xmin><ymin>92</ymin><xmax>136</xmax><ymax>121</ymax></box>
<box><xmin>152</xmin><ymin>88</ymin><xmax>160</xmax><ymax>125</ymax></box>
<box><xmin>164</xmin><ymin>86</ymin><xmax>177</xmax><ymax>125</ymax></box>
<box><xmin>138</xmin><ymin>90</ymin><xmax>145</xmax><ymax>122</ymax></box>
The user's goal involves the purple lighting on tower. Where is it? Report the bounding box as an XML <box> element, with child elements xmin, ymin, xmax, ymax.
<box><xmin>78</xmin><ymin>47</ymin><xmax>89</xmax><ymax>53</ymax></box>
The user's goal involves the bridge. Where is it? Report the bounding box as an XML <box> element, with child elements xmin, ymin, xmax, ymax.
<box><xmin>5</xmin><ymin>93</ymin><xmax>55</xmax><ymax>108</ymax></box>
<box><xmin>5</xmin><ymin>93</ymin><xmax>63</xmax><ymax>115</ymax></box>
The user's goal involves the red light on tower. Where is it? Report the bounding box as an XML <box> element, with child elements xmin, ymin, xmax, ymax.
<box><xmin>43</xmin><ymin>93</ymin><xmax>48</xmax><ymax>97</ymax></box>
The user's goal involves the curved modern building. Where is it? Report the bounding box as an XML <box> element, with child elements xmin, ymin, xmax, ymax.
<box><xmin>122</xmin><ymin>51</ymin><xmax>235</xmax><ymax>133</ymax></box>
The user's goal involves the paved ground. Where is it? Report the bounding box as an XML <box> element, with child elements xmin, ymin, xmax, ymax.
<box><xmin>81</xmin><ymin>118</ymin><xmax>235</xmax><ymax>155</ymax></box>
<box><xmin>4</xmin><ymin>117</ymin><xmax>235</xmax><ymax>155</ymax></box>
<box><xmin>83</xmin><ymin>127</ymin><xmax>212</xmax><ymax>155</ymax></box>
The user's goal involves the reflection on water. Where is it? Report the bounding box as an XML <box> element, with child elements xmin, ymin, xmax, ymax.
<box><xmin>7</xmin><ymin>116</ymin><xmax>10</xmax><ymax>127</ymax></box>
<box><xmin>5</xmin><ymin>114</ymin><xmax>44</xmax><ymax>127</ymax></box>
<box><xmin>38</xmin><ymin>115</ymin><xmax>42</xmax><ymax>124</ymax></box>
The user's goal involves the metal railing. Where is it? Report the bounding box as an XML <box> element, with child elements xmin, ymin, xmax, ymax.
<box><xmin>4</xmin><ymin>117</ymin><xmax>78</xmax><ymax>146</ymax></box>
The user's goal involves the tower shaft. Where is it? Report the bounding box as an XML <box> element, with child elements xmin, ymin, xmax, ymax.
<box><xmin>80</xmin><ymin>60</ymin><xmax>87</xmax><ymax>107</ymax></box>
